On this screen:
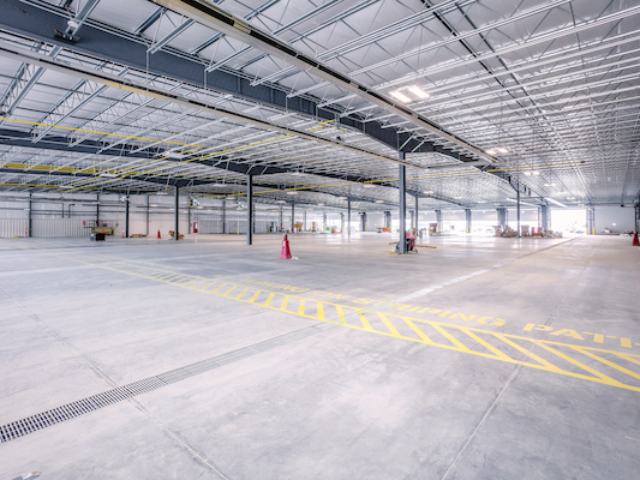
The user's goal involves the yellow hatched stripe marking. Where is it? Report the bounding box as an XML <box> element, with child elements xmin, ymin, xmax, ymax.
<box><xmin>264</xmin><ymin>293</ymin><xmax>275</xmax><ymax>307</ymax></box>
<box><xmin>335</xmin><ymin>305</ymin><xmax>347</xmax><ymax>324</ymax></box>
<box><xmin>493</xmin><ymin>334</ymin><xmax>563</xmax><ymax>372</ymax></box>
<box><xmin>402</xmin><ymin>317</ymin><xmax>433</xmax><ymax>343</ymax></box>
<box><xmin>431</xmin><ymin>323</ymin><xmax>471</xmax><ymax>352</ymax></box>
<box><xmin>76</xmin><ymin>260</ymin><xmax>640</xmax><ymax>393</ymax></box>
<box><xmin>298</xmin><ymin>300</ymin><xmax>305</xmax><ymax>316</ymax></box>
<box><xmin>248</xmin><ymin>291</ymin><xmax>261</xmax><ymax>303</ymax></box>
<box><xmin>460</xmin><ymin>328</ymin><xmax>512</xmax><ymax>361</ymax></box>
<box><xmin>573</xmin><ymin>347</ymin><xmax>640</xmax><ymax>382</ymax></box>
<box><xmin>377</xmin><ymin>313</ymin><xmax>401</xmax><ymax>337</ymax></box>
<box><xmin>535</xmin><ymin>342</ymin><xmax>623</xmax><ymax>385</ymax></box>
<box><xmin>280</xmin><ymin>296</ymin><xmax>289</xmax><ymax>312</ymax></box>
<box><xmin>234</xmin><ymin>288</ymin><xmax>248</xmax><ymax>300</ymax></box>
<box><xmin>613</xmin><ymin>353</ymin><xmax>640</xmax><ymax>367</ymax></box>
<box><xmin>357</xmin><ymin>312</ymin><xmax>374</xmax><ymax>331</ymax></box>
<box><xmin>222</xmin><ymin>286</ymin><xmax>236</xmax><ymax>297</ymax></box>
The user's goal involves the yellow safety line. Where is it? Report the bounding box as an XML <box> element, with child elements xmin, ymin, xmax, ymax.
<box><xmin>573</xmin><ymin>347</ymin><xmax>640</xmax><ymax>381</ymax></box>
<box><xmin>460</xmin><ymin>328</ymin><xmax>512</xmax><ymax>361</ymax></box>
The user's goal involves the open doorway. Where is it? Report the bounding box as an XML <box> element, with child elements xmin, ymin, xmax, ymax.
<box><xmin>551</xmin><ymin>208</ymin><xmax>586</xmax><ymax>234</ymax></box>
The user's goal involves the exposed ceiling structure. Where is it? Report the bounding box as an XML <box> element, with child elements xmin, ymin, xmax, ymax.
<box><xmin>0</xmin><ymin>0</ymin><xmax>638</xmax><ymax>211</ymax></box>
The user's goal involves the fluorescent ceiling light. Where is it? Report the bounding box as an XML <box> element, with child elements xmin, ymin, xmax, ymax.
<box><xmin>485</xmin><ymin>150</ymin><xmax>496</xmax><ymax>155</ymax></box>
<box><xmin>423</xmin><ymin>190</ymin><xmax>434</xmax><ymax>194</ymax></box>
<box><xmin>67</xmin><ymin>19</ymin><xmax>79</xmax><ymax>29</ymax></box>
<box><xmin>276</xmin><ymin>200</ymin><xmax>286</xmax><ymax>204</ymax></box>
<box><xmin>226</xmin><ymin>196</ymin><xmax>236</xmax><ymax>200</ymax></box>
<box><xmin>59</xmin><ymin>185</ymin><xmax>72</xmax><ymax>189</ymax></box>
<box><xmin>156</xmin><ymin>192</ymin><xmax>167</xmax><ymax>195</ymax></box>
<box><xmin>532</xmin><ymin>171</ymin><xmax>540</xmax><ymax>175</ymax></box>
<box><xmin>337</xmin><ymin>196</ymin><xmax>347</xmax><ymax>200</ymax></box>
<box><xmin>497</xmin><ymin>147</ymin><xmax>509</xmax><ymax>154</ymax></box>
<box><xmin>546</xmin><ymin>197</ymin><xmax>567</xmax><ymax>208</ymax></box>
<box><xmin>291</xmin><ymin>172</ymin><xmax>303</xmax><ymax>176</ymax></box>
<box><xmin>212</xmin><ymin>183</ymin><xmax>226</xmax><ymax>187</ymax></box>
<box><xmin>544</xmin><ymin>183</ymin><xmax>556</xmax><ymax>187</ymax></box>
<box><xmin>408</xmin><ymin>85</ymin><xmax>429</xmax><ymax>99</ymax></box>
<box><xmin>375</xmin><ymin>200</ymin><xmax>384</xmax><ymax>204</ymax></box>
<box><xmin>162</xmin><ymin>151</ymin><xmax>186</xmax><ymax>159</ymax></box>
<box><xmin>287</xmin><ymin>191</ymin><xmax>298</xmax><ymax>195</ymax></box>
<box><xmin>389</xmin><ymin>90</ymin><xmax>411</xmax><ymax>103</ymax></box>
<box><xmin>566</xmin><ymin>197</ymin><xmax>575</xmax><ymax>200</ymax></box>
<box><xmin>317</xmin><ymin>203</ymin><xmax>325</xmax><ymax>206</ymax></box>
<box><xmin>363</xmin><ymin>184</ymin><xmax>375</xmax><ymax>188</ymax></box>
<box><xmin>454</xmin><ymin>196</ymin><xmax>462</xmax><ymax>199</ymax></box>
<box><xmin>100</xmin><ymin>173</ymin><xmax>117</xmax><ymax>177</ymax></box>
<box><xmin>524</xmin><ymin>171</ymin><xmax>531</xmax><ymax>176</ymax></box>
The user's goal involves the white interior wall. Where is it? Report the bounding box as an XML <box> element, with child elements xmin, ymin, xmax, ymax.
<box><xmin>594</xmin><ymin>206</ymin><xmax>636</xmax><ymax>233</ymax></box>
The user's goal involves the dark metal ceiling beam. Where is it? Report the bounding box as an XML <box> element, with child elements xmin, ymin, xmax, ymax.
<box><xmin>0</xmin><ymin>0</ymin><xmax>477</xmax><ymax>162</ymax></box>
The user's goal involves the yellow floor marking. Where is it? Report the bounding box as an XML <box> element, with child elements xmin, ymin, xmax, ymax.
<box><xmin>534</xmin><ymin>342</ymin><xmax>624</xmax><ymax>385</ymax></box>
<box><xmin>357</xmin><ymin>312</ymin><xmax>374</xmax><ymax>332</ymax></box>
<box><xmin>402</xmin><ymin>317</ymin><xmax>433</xmax><ymax>344</ymax></box>
<box><xmin>573</xmin><ymin>347</ymin><xmax>640</xmax><ymax>382</ymax></box>
<box><xmin>431</xmin><ymin>323</ymin><xmax>471</xmax><ymax>352</ymax></box>
<box><xmin>298</xmin><ymin>300</ymin><xmax>306</xmax><ymax>316</ymax></box>
<box><xmin>493</xmin><ymin>334</ymin><xmax>563</xmax><ymax>372</ymax></box>
<box><xmin>39</xmin><ymin>254</ymin><xmax>640</xmax><ymax>394</ymax></box>
<box><xmin>460</xmin><ymin>328</ymin><xmax>512</xmax><ymax>361</ymax></box>
<box><xmin>377</xmin><ymin>313</ymin><xmax>402</xmax><ymax>337</ymax></box>
<box><xmin>248</xmin><ymin>291</ymin><xmax>261</xmax><ymax>303</ymax></box>
<box><xmin>234</xmin><ymin>288</ymin><xmax>248</xmax><ymax>300</ymax></box>
<box><xmin>335</xmin><ymin>305</ymin><xmax>347</xmax><ymax>324</ymax></box>
<box><xmin>280</xmin><ymin>296</ymin><xmax>289</xmax><ymax>312</ymax></box>
<box><xmin>263</xmin><ymin>293</ymin><xmax>275</xmax><ymax>307</ymax></box>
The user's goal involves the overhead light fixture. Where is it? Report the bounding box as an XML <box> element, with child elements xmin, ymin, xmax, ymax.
<box><xmin>546</xmin><ymin>197</ymin><xmax>567</xmax><ymax>208</ymax></box>
<box><xmin>100</xmin><ymin>173</ymin><xmax>117</xmax><ymax>177</ymax></box>
<box><xmin>524</xmin><ymin>172</ymin><xmax>531</xmax><ymax>176</ymax></box>
<box><xmin>389</xmin><ymin>90</ymin><xmax>411</xmax><ymax>103</ymax></box>
<box><xmin>408</xmin><ymin>85</ymin><xmax>429</xmax><ymax>99</ymax></box>
<box><xmin>337</xmin><ymin>196</ymin><xmax>347</xmax><ymax>200</ymax></box>
<box><xmin>59</xmin><ymin>185</ymin><xmax>72</xmax><ymax>189</ymax></box>
<box><xmin>363</xmin><ymin>184</ymin><xmax>375</xmax><ymax>188</ymax></box>
<box><xmin>287</xmin><ymin>191</ymin><xmax>298</xmax><ymax>195</ymax></box>
<box><xmin>162</xmin><ymin>151</ymin><xmax>186</xmax><ymax>159</ymax></box>
<box><xmin>317</xmin><ymin>203</ymin><xmax>325</xmax><ymax>206</ymax></box>
<box><xmin>423</xmin><ymin>190</ymin><xmax>434</xmax><ymax>194</ymax></box>
<box><xmin>532</xmin><ymin>171</ymin><xmax>540</xmax><ymax>175</ymax></box>
<box><xmin>375</xmin><ymin>200</ymin><xmax>384</xmax><ymax>204</ymax></box>
<box><xmin>485</xmin><ymin>149</ymin><xmax>496</xmax><ymax>155</ymax></box>
<box><xmin>497</xmin><ymin>147</ymin><xmax>509</xmax><ymax>154</ymax></box>
<box><xmin>544</xmin><ymin>183</ymin><xmax>556</xmax><ymax>187</ymax></box>
<box><xmin>566</xmin><ymin>197</ymin><xmax>575</xmax><ymax>200</ymax></box>
<box><xmin>226</xmin><ymin>195</ymin><xmax>236</xmax><ymax>200</ymax></box>
<box><xmin>156</xmin><ymin>192</ymin><xmax>167</xmax><ymax>195</ymax></box>
<box><xmin>454</xmin><ymin>196</ymin><xmax>462</xmax><ymax>199</ymax></box>
<box><xmin>291</xmin><ymin>172</ymin><xmax>303</xmax><ymax>176</ymax></box>
<box><xmin>212</xmin><ymin>183</ymin><xmax>226</xmax><ymax>187</ymax></box>
<box><xmin>276</xmin><ymin>200</ymin><xmax>286</xmax><ymax>204</ymax></box>
<box><xmin>67</xmin><ymin>19</ymin><xmax>80</xmax><ymax>29</ymax></box>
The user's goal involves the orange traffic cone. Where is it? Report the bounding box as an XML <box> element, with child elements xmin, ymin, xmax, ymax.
<box><xmin>633</xmin><ymin>232</ymin><xmax>639</xmax><ymax>246</ymax></box>
<box><xmin>280</xmin><ymin>234</ymin><xmax>292</xmax><ymax>259</ymax></box>
<box><xmin>157</xmin><ymin>229</ymin><xmax>161</xmax><ymax>239</ymax></box>
<box><xmin>122</xmin><ymin>231</ymin><xmax>125</xmax><ymax>238</ymax></box>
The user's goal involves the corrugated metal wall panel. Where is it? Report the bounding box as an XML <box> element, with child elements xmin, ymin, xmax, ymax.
<box><xmin>0</xmin><ymin>219</ymin><xmax>28</xmax><ymax>238</ymax></box>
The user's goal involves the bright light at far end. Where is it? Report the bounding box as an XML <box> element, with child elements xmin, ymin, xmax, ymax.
<box><xmin>497</xmin><ymin>147</ymin><xmax>509</xmax><ymax>154</ymax></box>
<box><xmin>408</xmin><ymin>85</ymin><xmax>430</xmax><ymax>99</ymax></box>
<box><xmin>389</xmin><ymin>90</ymin><xmax>412</xmax><ymax>103</ymax></box>
<box><xmin>485</xmin><ymin>149</ymin><xmax>496</xmax><ymax>155</ymax></box>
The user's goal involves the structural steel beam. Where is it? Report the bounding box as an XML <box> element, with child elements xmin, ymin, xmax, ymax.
<box><xmin>153</xmin><ymin>0</ymin><xmax>490</xmax><ymax>161</ymax></box>
<box><xmin>0</xmin><ymin>0</ymin><xmax>478</xmax><ymax>162</ymax></box>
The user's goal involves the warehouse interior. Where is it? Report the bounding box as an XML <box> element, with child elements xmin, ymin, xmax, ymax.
<box><xmin>1</xmin><ymin>0</ymin><xmax>640</xmax><ymax>478</ymax></box>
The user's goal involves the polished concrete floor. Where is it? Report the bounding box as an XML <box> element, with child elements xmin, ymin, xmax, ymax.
<box><xmin>1</xmin><ymin>233</ymin><xmax>639</xmax><ymax>479</ymax></box>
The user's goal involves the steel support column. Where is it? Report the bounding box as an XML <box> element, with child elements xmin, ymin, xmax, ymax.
<box><xmin>414</xmin><ymin>197</ymin><xmax>419</xmax><ymax>232</ymax></box>
<box><xmin>497</xmin><ymin>208</ymin><xmax>508</xmax><ymax>229</ymax></box>
<box><xmin>539</xmin><ymin>205</ymin><xmax>549</xmax><ymax>231</ymax></box>
<box><xmin>360</xmin><ymin>212</ymin><xmax>366</xmax><ymax>232</ymax></box>
<box><xmin>517</xmin><ymin>189</ymin><xmax>521</xmax><ymax>237</ymax></box>
<box><xmin>174</xmin><ymin>186</ymin><xmax>179</xmax><ymax>241</ymax></box>
<box><xmin>291</xmin><ymin>202</ymin><xmax>295</xmax><ymax>232</ymax></box>
<box><xmin>125</xmin><ymin>196</ymin><xmax>129</xmax><ymax>238</ymax></box>
<box><xmin>340</xmin><ymin>212</ymin><xmax>344</xmax><ymax>232</ymax></box>
<box><xmin>586</xmin><ymin>207</ymin><xmax>595</xmax><ymax>235</ymax></box>
<box><xmin>303</xmin><ymin>210</ymin><xmax>307</xmax><ymax>232</ymax></box>
<box><xmin>465</xmin><ymin>209</ymin><xmax>472</xmax><ymax>234</ymax></box>
<box><xmin>222</xmin><ymin>198</ymin><xmax>226</xmax><ymax>234</ymax></box>
<box><xmin>347</xmin><ymin>198</ymin><xmax>351</xmax><ymax>236</ymax></box>
<box><xmin>27</xmin><ymin>192</ymin><xmax>33</xmax><ymax>238</ymax></box>
<box><xmin>279</xmin><ymin>207</ymin><xmax>283</xmax><ymax>232</ymax></box>
<box><xmin>247</xmin><ymin>174</ymin><xmax>253</xmax><ymax>245</ymax></box>
<box><xmin>398</xmin><ymin>157</ymin><xmax>406</xmax><ymax>253</ymax></box>
<box><xmin>436</xmin><ymin>210</ymin><xmax>443</xmax><ymax>233</ymax></box>
<box><xmin>146</xmin><ymin>195</ymin><xmax>150</xmax><ymax>236</ymax></box>
<box><xmin>96</xmin><ymin>193</ymin><xmax>100</xmax><ymax>226</ymax></box>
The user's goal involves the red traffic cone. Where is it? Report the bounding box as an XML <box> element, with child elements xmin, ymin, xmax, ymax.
<box><xmin>157</xmin><ymin>229</ymin><xmax>161</xmax><ymax>239</ymax></box>
<box><xmin>280</xmin><ymin>234</ymin><xmax>292</xmax><ymax>259</ymax></box>
<box><xmin>122</xmin><ymin>231</ymin><xmax>125</xmax><ymax>238</ymax></box>
<box><xmin>633</xmin><ymin>232</ymin><xmax>640</xmax><ymax>246</ymax></box>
